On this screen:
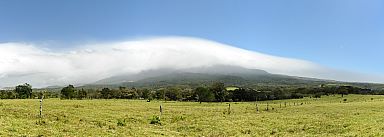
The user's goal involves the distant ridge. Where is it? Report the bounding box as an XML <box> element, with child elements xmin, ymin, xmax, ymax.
<box><xmin>85</xmin><ymin>65</ymin><xmax>341</xmax><ymax>88</ymax></box>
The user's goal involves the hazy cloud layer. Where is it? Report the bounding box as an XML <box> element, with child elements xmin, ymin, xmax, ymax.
<box><xmin>0</xmin><ymin>37</ymin><xmax>383</xmax><ymax>88</ymax></box>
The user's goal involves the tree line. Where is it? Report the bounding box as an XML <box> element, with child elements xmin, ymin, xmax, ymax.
<box><xmin>1</xmin><ymin>82</ymin><xmax>383</xmax><ymax>101</ymax></box>
<box><xmin>0</xmin><ymin>83</ymin><xmax>59</xmax><ymax>99</ymax></box>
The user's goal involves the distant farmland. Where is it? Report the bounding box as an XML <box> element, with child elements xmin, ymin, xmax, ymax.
<box><xmin>225</xmin><ymin>86</ymin><xmax>239</xmax><ymax>91</ymax></box>
<box><xmin>1</xmin><ymin>95</ymin><xmax>384</xmax><ymax>136</ymax></box>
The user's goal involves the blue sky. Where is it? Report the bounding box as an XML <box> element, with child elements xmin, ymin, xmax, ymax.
<box><xmin>0</xmin><ymin>0</ymin><xmax>383</xmax><ymax>75</ymax></box>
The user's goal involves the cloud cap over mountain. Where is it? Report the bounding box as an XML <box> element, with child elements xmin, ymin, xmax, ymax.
<box><xmin>0</xmin><ymin>37</ymin><xmax>383</xmax><ymax>88</ymax></box>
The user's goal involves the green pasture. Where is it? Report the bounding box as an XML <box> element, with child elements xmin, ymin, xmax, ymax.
<box><xmin>1</xmin><ymin>94</ymin><xmax>384</xmax><ymax>136</ymax></box>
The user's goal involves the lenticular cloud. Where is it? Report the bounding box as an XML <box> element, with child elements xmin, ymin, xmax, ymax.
<box><xmin>0</xmin><ymin>37</ymin><xmax>382</xmax><ymax>88</ymax></box>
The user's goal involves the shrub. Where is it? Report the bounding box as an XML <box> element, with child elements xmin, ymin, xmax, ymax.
<box><xmin>150</xmin><ymin>115</ymin><xmax>161</xmax><ymax>125</ymax></box>
<box><xmin>117</xmin><ymin>119</ymin><xmax>126</xmax><ymax>126</ymax></box>
<box><xmin>313</xmin><ymin>93</ymin><xmax>322</xmax><ymax>98</ymax></box>
<box><xmin>35</xmin><ymin>120</ymin><xmax>46</xmax><ymax>125</ymax></box>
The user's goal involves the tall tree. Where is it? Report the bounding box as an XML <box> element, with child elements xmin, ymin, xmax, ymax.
<box><xmin>166</xmin><ymin>87</ymin><xmax>182</xmax><ymax>101</ymax></box>
<box><xmin>100</xmin><ymin>88</ymin><xmax>112</xmax><ymax>99</ymax></box>
<box><xmin>61</xmin><ymin>85</ymin><xmax>75</xmax><ymax>99</ymax></box>
<box><xmin>210</xmin><ymin>82</ymin><xmax>226</xmax><ymax>102</ymax></box>
<box><xmin>77</xmin><ymin>88</ymin><xmax>87</xmax><ymax>99</ymax></box>
<box><xmin>195</xmin><ymin>87</ymin><xmax>215</xmax><ymax>103</ymax></box>
<box><xmin>15</xmin><ymin>83</ymin><xmax>32</xmax><ymax>99</ymax></box>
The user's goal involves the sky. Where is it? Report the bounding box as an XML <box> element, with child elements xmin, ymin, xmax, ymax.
<box><xmin>0</xmin><ymin>0</ymin><xmax>383</xmax><ymax>87</ymax></box>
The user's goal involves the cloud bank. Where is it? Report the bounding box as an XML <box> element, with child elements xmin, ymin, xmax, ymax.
<box><xmin>0</xmin><ymin>37</ymin><xmax>383</xmax><ymax>88</ymax></box>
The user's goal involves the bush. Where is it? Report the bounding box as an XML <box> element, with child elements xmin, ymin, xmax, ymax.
<box><xmin>149</xmin><ymin>115</ymin><xmax>161</xmax><ymax>125</ymax></box>
<box><xmin>313</xmin><ymin>93</ymin><xmax>322</xmax><ymax>98</ymax></box>
<box><xmin>117</xmin><ymin>119</ymin><xmax>126</xmax><ymax>126</ymax></box>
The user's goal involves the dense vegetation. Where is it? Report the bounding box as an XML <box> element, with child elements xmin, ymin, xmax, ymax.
<box><xmin>1</xmin><ymin>82</ymin><xmax>384</xmax><ymax>102</ymax></box>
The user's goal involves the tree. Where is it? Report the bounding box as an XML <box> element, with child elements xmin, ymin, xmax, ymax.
<box><xmin>141</xmin><ymin>89</ymin><xmax>150</xmax><ymax>99</ymax></box>
<box><xmin>180</xmin><ymin>88</ymin><xmax>195</xmax><ymax>101</ymax></box>
<box><xmin>15</xmin><ymin>83</ymin><xmax>32</xmax><ymax>99</ymax></box>
<box><xmin>195</xmin><ymin>87</ymin><xmax>215</xmax><ymax>103</ymax></box>
<box><xmin>338</xmin><ymin>86</ymin><xmax>350</xmax><ymax>97</ymax></box>
<box><xmin>166</xmin><ymin>87</ymin><xmax>182</xmax><ymax>101</ymax></box>
<box><xmin>0</xmin><ymin>90</ymin><xmax>16</xmax><ymax>99</ymax></box>
<box><xmin>210</xmin><ymin>82</ymin><xmax>227</xmax><ymax>102</ymax></box>
<box><xmin>100</xmin><ymin>88</ymin><xmax>112</xmax><ymax>99</ymax></box>
<box><xmin>7</xmin><ymin>91</ymin><xmax>16</xmax><ymax>99</ymax></box>
<box><xmin>77</xmin><ymin>88</ymin><xmax>87</xmax><ymax>99</ymax></box>
<box><xmin>111</xmin><ymin>89</ymin><xmax>122</xmax><ymax>99</ymax></box>
<box><xmin>155</xmin><ymin>88</ymin><xmax>166</xmax><ymax>100</ymax></box>
<box><xmin>61</xmin><ymin>85</ymin><xmax>75</xmax><ymax>99</ymax></box>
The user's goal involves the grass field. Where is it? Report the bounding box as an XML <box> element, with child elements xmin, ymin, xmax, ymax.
<box><xmin>1</xmin><ymin>95</ymin><xmax>384</xmax><ymax>136</ymax></box>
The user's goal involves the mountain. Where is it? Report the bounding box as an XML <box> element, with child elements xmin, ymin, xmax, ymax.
<box><xmin>93</xmin><ymin>65</ymin><xmax>269</xmax><ymax>85</ymax></box>
<box><xmin>93</xmin><ymin>68</ymin><xmax>177</xmax><ymax>85</ymax></box>
<box><xmin>182</xmin><ymin>65</ymin><xmax>269</xmax><ymax>75</ymax></box>
<box><xmin>85</xmin><ymin>65</ymin><xmax>337</xmax><ymax>89</ymax></box>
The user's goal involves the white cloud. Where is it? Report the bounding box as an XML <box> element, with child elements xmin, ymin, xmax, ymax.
<box><xmin>0</xmin><ymin>36</ymin><xmax>383</xmax><ymax>88</ymax></box>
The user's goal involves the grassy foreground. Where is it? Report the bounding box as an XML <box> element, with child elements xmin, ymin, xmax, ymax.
<box><xmin>1</xmin><ymin>95</ymin><xmax>384</xmax><ymax>136</ymax></box>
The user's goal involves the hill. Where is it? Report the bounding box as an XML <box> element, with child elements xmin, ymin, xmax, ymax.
<box><xmin>83</xmin><ymin>65</ymin><xmax>355</xmax><ymax>89</ymax></box>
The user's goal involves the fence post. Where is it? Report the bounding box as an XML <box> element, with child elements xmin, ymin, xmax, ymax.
<box><xmin>159</xmin><ymin>105</ymin><xmax>163</xmax><ymax>119</ymax></box>
<box><xmin>39</xmin><ymin>95</ymin><xmax>44</xmax><ymax>118</ymax></box>
<box><xmin>256</xmin><ymin>103</ymin><xmax>259</xmax><ymax>112</ymax></box>
<box><xmin>228</xmin><ymin>104</ymin><xmax>231</xmax><ymax>114</ymax></box>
